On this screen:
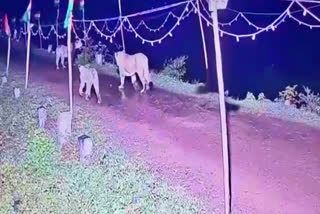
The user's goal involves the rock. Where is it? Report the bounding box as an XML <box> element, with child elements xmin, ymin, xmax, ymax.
<box><xmin>78</xmin><ymin>135</ymin><xmax>93</xmax><ymax>163</ymax></box>
<box><xmin>14</xmin><ymin>88</ymin><xmax>20</xmax><ymax>99</ymax></box>
<box><xmin>37</xmin><ymin>106</ymin><xmax>47</xmax><ymax>129</ymax></box>
<box><xmin>57</xmin><ymin>111</ymin><xmax>72</xmax><ymax>148</ymax></box>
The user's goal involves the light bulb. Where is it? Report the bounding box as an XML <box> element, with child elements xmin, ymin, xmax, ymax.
<box><xmin>303</xmin><ymin>10</ymin><xmax>307</xmax><ymax>16</ymax></box>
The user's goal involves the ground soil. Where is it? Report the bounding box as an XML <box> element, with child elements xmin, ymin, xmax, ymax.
<box><xmin>2</xmin><ymin>40</ymin><xmax>320</xmax><ymax>213</ymax></box>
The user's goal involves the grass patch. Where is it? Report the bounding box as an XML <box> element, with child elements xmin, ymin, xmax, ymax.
<box><xmin>0</xmin><ymin>74</ymin><xmax>209</xmax><ymax>213</ymax></box>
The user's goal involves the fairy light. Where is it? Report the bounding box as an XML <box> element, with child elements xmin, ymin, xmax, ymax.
<box><xmin>4</xmin><ymin>0</ymin><xmax>320</xmax><ymax>46</ymax></box>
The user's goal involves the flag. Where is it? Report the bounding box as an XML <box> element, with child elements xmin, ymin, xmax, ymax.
<box><xmin>3</xmin><ymin>14</ymin><xmax>10</xmax><ymax>36</ymax></box>
<box><xmin>79</xmin><ymin>0</ymin><xmax>85</xmax><ymax>10</ymax></box>
<box><xmin>22</xmin><ymin>0</ymin><xmax>32</xmax><ymax>23</ymax></box>
<box><xmin>64</xmin><ymin>0</ymin><xmax>74</xmax><ymax>29</ymax></box>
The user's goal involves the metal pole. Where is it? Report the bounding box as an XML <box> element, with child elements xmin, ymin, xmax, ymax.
<box><xmin>38</xmin><ymin>18</ymin><xmax>42</xmax><ymax>49</ymax></box>
<box><xmin>25</xmin><ymin>22</ymin><xmax>32</xmax><ymax>89</ymax></box>
<box><xmin>118</xmin><ymin>0</ymin><xmax>125</xmax><ymax>51</ymax></box>
<box><xmin>82</xmin><ymin>8</ymin><xmax>87</xmax><ymax>46</ymax></box>
<box><xmin>67</xmin><ymin>14</ymin><xmax>73</xmax><ymax>114</ymax></box>
<box><xmin>196</xmin><ymin>0</ymin><xmax>208</xmax><ymax>70</ymax></box>
<box><xmin>56</xmin><ymin>5</ymin><xmax>60</xmax><ymax>48</ymax></box>
<box><xmin>210</xmin><ymin>3</ymin><xmax>231</xmax><ymax>214</ymax></box>
<box><xmin>6</xmin><ymin>35</ymin><xmax>11</xmax><ymax>77</ymax></box>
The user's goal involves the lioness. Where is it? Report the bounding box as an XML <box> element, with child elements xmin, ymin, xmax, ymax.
<box><xmin>114</xmin><ymin>51</ymin><xmax>153</xmax><ymax>93</ymax></box>
<box><xmin>78</xmin><ymin>65</ymin><xmax>101</xmax><ymax>104</ymax></box>
<box><xmin>56</xmin><ymin>40</ymin><xmax>83</xmax><ymax>70</ymax></box>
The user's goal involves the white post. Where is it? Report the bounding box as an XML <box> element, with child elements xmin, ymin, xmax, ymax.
<box><xmin>118</xmin><ymin>0</ymin><xmax>125</xmax><ymax>51</ymax></box>
<box><xmin>196</xmin><ymin>0</ymin><xmax>208</xmax><ymax>70</ymax></box>
<box><xmin>67</xmin><ymin>14</ymin><xmax>73</xmax><ymax>114</ymax></box>
<box><xmin>25</xmin><ymin>22</ymin><xmax>32</xmax><ymax>89</ymax></box>
<box><xmin>210</xmin><ymin>2</ymin><xmax>230</xmax><ymax>214</ymax></box>
<box><xmin>6</xmin><ymin>35</ymin><xmax>11</xmax><ymax>77</ymax></box>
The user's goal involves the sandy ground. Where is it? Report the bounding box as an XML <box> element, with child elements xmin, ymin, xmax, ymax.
<box><xmin>1</xmin><ymin>40</ymin><xmax>320</xmax><ymax>214</ymax></box>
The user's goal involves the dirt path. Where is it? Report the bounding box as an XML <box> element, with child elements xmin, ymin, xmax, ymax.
<box><xmin>2</xmin><ymin>41</ymin><xmax>320</xmax><ymax>213</ymax></box>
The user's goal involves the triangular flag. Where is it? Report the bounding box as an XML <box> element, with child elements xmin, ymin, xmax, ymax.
<box><xmin>3</xmin><ymin>14</ymin><xmax>11</xmax><ymax>36</ymax></box>
<box><xmin>22</xmin><ymin>0</ymin><xmax>32</xmax><ymax>23</ymax></box>
<box><xmin>64</xmin><ymin>0</ymin><xmax>74</xmax><ymax>29</ymax></box>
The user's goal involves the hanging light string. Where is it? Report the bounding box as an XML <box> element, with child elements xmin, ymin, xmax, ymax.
<box><xmin>123</xmin><ymin>1</ymin><xmax>191</xmax><ymax>46</ymax></box>
<box><xmin>6</xmin><ymin>0</ymin><xmax>320</xmax><ymax>44</ymax></box>
<box><xmin>193</xmin><ymin>1</ymin><xmax>294</xmax><ymax>41</ymax></box>
<box><xmin>124</xmin><ymin>3</ymin><xmax>193</xmax><ymax>33</ymax></box>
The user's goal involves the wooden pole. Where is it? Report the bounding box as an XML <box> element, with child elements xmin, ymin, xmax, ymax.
<box><xmin>67</xmin><ymin>14</ymin><xmax>73</xmax><ymax>114</ymax></box>
<box><xmin>6</xmin><ymin>35</ymin><xmax>11</xmax><ymax>77</ymax></box>
<box><xmin>196</xmin><ymin>0</ymin><xmax>208</xmax><ymax>70</ymax></box>
<box><xmin>118</xmin><ymin>0</ymin><xmax>125</xmax><ymax>51</ymax></box>
<box><xmin>25</xmin><ymin>22</ymin><xmax>32</xmax><ymax>89</ymax></box>
<box><xmin>210</xmin><ymin>3</ymin><xmax>231</xmax><ymax>214</ymax></box>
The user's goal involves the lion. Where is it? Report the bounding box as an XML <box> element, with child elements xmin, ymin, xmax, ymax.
<box><xmin>56</xmin><ymin>40</ymin><xmax>83</xmax><ymax>70</ymax></box>
<box><xmin>78</xmin><ymin>65</ymin><xmax>102</xmax><ymax>104</ymax></box>
<box><xmin>114</xmin><ymin>51</ymin><xmax>153</xmax><ymax>93</ymax></box>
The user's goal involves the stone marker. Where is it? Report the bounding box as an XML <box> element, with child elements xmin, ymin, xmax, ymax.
<box><xmin>78</xmin><ymin>135</ymin><xmax>93</xmax><ymax>163</ymax></box>
<box><xmin>47</xmin><ymin>44</ymin><xmax>52</xmax><ymax>53</ymax></box>
<box><xmin>1</xmin><ymin>76</ymin><xmax>7</xmax><ymax>86</ymax></box>
<box><xmin>14</xmin><ymin>88</ymin><xmax>20</xmax><ymax>99</ymax></box>
<box><xmin>57</xmin><ymin>111</ymin><xmax>72</xmax><ymax>148</ymax></box>
<box><xmin>37</xmin><ymin>106</ymin><xmax>47</xmax><ymax>129</ymax></box>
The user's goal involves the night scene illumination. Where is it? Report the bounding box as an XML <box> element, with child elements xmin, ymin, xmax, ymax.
<box><xmin>0</xmin><ymin>0</ymin><xmax>320</xmax><ymax>213</ymax></box>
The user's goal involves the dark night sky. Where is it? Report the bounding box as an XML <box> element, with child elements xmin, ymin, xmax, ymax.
<box><xmin>1</xmin><ymin>0</ymin><xmax>320</xmax><ymax>98</ymax></box>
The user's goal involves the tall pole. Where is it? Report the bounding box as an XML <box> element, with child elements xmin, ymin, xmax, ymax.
<box><xmin>67</xmin><ymin>13</ymin><xmax>73</xmax><ymax>114</ymax></box>
<box><xmin>118</xmin><ymin>0</ymin><xmax>125</xmax><ymax>51</ymax></box>
<box><xmin>56</xmin><ymin>1</ymin><xmax>60</xmax><ymax>49</ymax></box>
<box><xmin>24</xmin><ymin>23</ymin><xmax>27</xmax><ymax>46</ymax></box>
<box><xmin>6</xmin><ymin>35</ymin><xmax>11</xmax><ymax>77</ymax></box>
<box><xmin>196</xmin><ymin>0</ymin><xmax>208</xmax><ymax>70</ymax></box>
<box><xmin>38</xmin><ymin>17</ymin><xmax>42</xmax><ymax>49</ymax></box>
<box><xmin>25</xmin><ymin>22</ymin><xmax>32</xmax><ymax>89</ymax></box>
<box><xmin>82</xmin><ymin>7</ymin><xmax>87</xmax><ymax>46</ymax></box>
<box><xmin>210</xmin><ymin>2</ymin><xmax>230</xmax><ymax>214</ymax></box>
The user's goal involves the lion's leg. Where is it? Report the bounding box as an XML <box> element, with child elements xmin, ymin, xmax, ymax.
<box><xmin>131</xmin><ymin>74</ymin><xmax>139</xmax><ymax>91</ymax></box>
<box><xmin>79</xmin><ymin>79</ymin><xmax>85</xmax><ymax>97</ymax></box>
<box><xmin>93</xmin><ymin>74</ymin><xmax>101</xmax><ymax>104</ymax></box>
<box><xmin>56</xmin><ymin>54</ymin><xmax>60</xmax><ymax>70</ymax></box>
<box><xmin>118</xmin><ymin>74</ymin><xmax>125</xmax><ymax>90</ymax></box>
<box><xmin>85</xmin><ymin>82</ymin><xmax>93</xmax><ymax>101</ymax></box>
<box><xmin>137</xmin><ymin>71</ymin><xmax>146</xmax><ymax>93</ymax></box>
<box><xmin>62</xmin><ymin>56</ymin><xmax>66</xmax><ymax>69</ymax></box>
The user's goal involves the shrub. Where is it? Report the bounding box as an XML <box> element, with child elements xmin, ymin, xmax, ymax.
<box><xmin>160</xmin><ymin>55</ymin><xmax>188</xmax><ymax>81</ymax></box>
<box><xmin>76</xmin><ymin>46</ymin><xmax>95</xmax><ymax>66</ymax></box>
<box><xmin>298</xmin><ymin>86</ymin><xmax>320</xmax><ymax>115</ymax></box>
<box><xmin>276</xmin><ymin>85</ymin><xmax>299</xmax><ymax>106</ymax></box>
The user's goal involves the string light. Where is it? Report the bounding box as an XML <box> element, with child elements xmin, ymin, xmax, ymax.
<box><xmin>4</xmin><ymin>0</ymin><xmax>320</xmax><ymax>46</ymax></box>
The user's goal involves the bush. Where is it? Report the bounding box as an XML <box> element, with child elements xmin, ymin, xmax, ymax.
<box><xmin>299</xmin><ymin>86</ymin><xmax>320</xmax><ymax>115</ymax></box>
<box><xmin>160</xmin><ymin>55</ymin><xmax>188</xmax><ymax>81</ymax></box>
<box><xmin>76</xmin><ymin>46</ymin><xmax>95</xmax><ymax>66</ymax></box>
<box><xmin>276</xmin><ymin>85</ymin><xmax>299</xmax><ymax>106</ymax></box>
